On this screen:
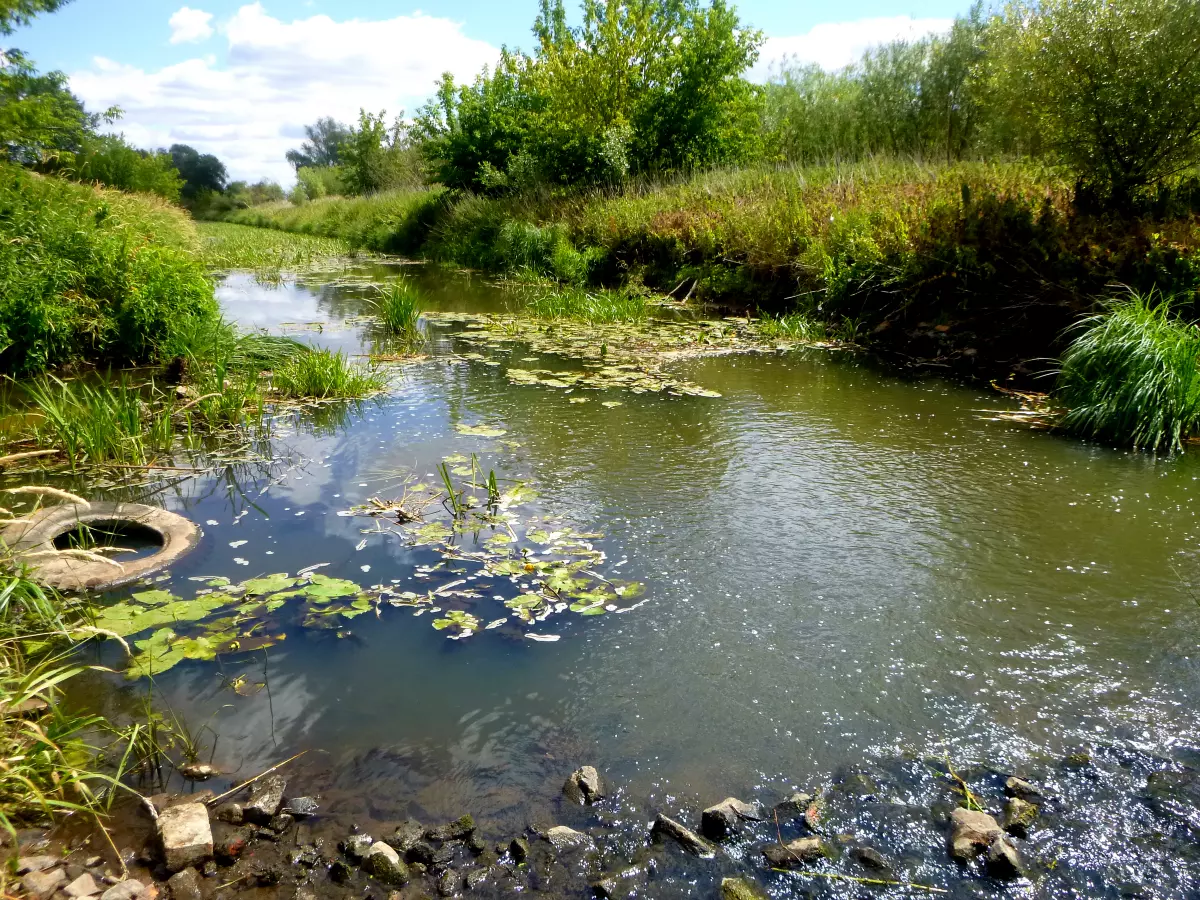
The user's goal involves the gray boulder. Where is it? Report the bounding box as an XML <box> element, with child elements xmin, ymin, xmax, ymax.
<box><xmin>544</xmin><ymin>825</ymin><xmax>593</xmax><ymax>853</ymax></box>
<box><xmin>1002</xmin><ymin>797</ymin><xmax>1038</xmax><ymax>838</ymax></box>
<box><xmin>366</xmin><ymin>842</ymin><xmax>410</xmax><ymax>885</ymax></box>
<box><xmin>650</xmin><ymin>814</ymin><xmax>715</xmax><ymax>857</ymax></box>
<box><xmin>762</xmin><ymin>837</ymin><xmax>830</xmax><ymax>869</ymax></box>
<box><xmin>22</xmin><ymin>868</ymin><xmax>67</xmax><ymax>900</ymax></box>
<box><xmin>244</xmin><ymin>775</ymin><xmax>286</xmax><ymax>825</ymax></box>
<box><xmin>720</xmin><ymin>877</ymin><xmax>769</xmax><ymax>900</ymax></box>
<box><xmin>986</xmin><ymin>834</ymin><xmax>1025</xmax><ymax>880</ymax></box>
<box><xmin>157</xmin><ymin>803</ymin><xmax>213</xmax><ymax>873</ymax></box>
<box><xmin>948</xmin><ymin>807</ymin><xmax>1002</xmax><ymax>862</ymax></box>
<box><xmin>166</xmin><ymin>868</ymin><xmax>202</xmax><ymax>900</ymax></box>
<box><xmin>700</xmin><ymin>797</ymin><xmax>760</xmax><ymax>841</ymax></box>
<box><xmin>562</xmin><ymin>766</ymin><xmax>605</xmax><ymax>805</ymax></box>
<box><xmin>1004</xmin><ymin>776</ymin><xmax>1045</xmax><ymax>804</ymax></box>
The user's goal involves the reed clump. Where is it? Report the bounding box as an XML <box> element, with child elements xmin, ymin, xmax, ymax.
<box><xmin>272</xmin><ymin>348</ymin><xmax>386</xmax><ymax>400</ymax></box>
<box><xmin>1057</xmin><ymin>290</ymin><xmax>1200</xmax><ymax>451</ymax></box>
<box><xmin>369</xmin><ymin>279</ymin><xmax>424</xmax><ymax>344</ymax></box>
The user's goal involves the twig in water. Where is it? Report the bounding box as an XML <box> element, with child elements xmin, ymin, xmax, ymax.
<box><xmin>174</xmin><ymin>393</ymin><xmax>222</xmax><ymax>414</ymax></box>
<box><xmin>773</xmin><ymin>870</ymin><xmax>949</xmax><ymax>894</ymax></box>
<box><xmin>205</xmin><ymin>750</ymin><xmax>307</xmax><ymax>806</ymax></box>
<box><xmin>944</xmin><ymin>754</ymin><xmax>984</xmax><ymax>811</ymax></box>
<box><xmin>3</xmin><ymin>486</ymin><xmax>89</xmax><ymax>507</ymax></box>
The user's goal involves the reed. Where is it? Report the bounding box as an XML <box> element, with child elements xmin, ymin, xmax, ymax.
<box><xmin>369</xmin><ymin>279</ymin><xmax>423</xmax><ymax>343</ymax></box>
<box><xmin>272</xmin><ymin>348</ymin><xmax>386</xmax><ymax>400</ymax></box>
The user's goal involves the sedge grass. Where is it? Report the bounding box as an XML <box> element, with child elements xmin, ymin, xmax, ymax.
<box><xmin>369</xmin><ymin>279</ymin><xmax>424</xmax><ymax>344</ymax></box>
<box><xmin>1057</xmin><ymin>289</ymin><xmax>1200</xmax><ymax>451</ymax></box>
<box><xmin>272</xmin><ymin>348</ymin><xmax>386</xmax><ymax>400</ymax></box>
<box><xmin>513</xmin><ymin>282</ymin><xmax>649</xmax><ymax>323</ymax></box>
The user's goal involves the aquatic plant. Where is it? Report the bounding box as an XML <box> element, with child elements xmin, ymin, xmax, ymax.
<box><xmin>1057</xmin><ymin>289</ymin><xmax>1200</xmax><ymax>451</ymax></box>
<box><xmin>515</xmin><ymin>282</ymin><xmax>649</xmax><ymax>323</ymax></box>
<box><xmin>272</xmin><ymin>347</ymin><xmax>386</xmax><ymax>400</ymax></box>
<box><xmin>369</xmin><ymin>278</ymin><xmax>423</xmax><ymax>344</ymax></box>
<box><xmin>197</xmin><ymin>221</ymin><xmax>352</xmax><ymax>273</ymax></box>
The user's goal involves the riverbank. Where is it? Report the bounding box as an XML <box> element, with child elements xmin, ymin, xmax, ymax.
<box><xmin>226</xmin><ymin>160</ymin><xmax>1200</xmax><ymax>382</ymax></box>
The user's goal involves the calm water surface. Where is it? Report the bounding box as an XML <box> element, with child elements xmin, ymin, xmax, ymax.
<box><xmin>72</xmin><ymin>266</ymin><xmax>1200</xmax><ymax>895</ymax></box>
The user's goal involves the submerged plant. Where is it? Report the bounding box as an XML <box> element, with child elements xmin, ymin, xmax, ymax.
<box><xmin>1057</xmin><ymin>289</ymin><xmax>1200</xmax><ymax>451</ymax></box>
<box><xmin>272</xmin><ymin>348</ymin><xmax>385</xmax><ymax>400</ymax></box>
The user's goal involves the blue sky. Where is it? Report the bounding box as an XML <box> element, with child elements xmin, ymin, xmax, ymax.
<box><xmin>12</xmin><ymin>0</ymin><xmax>971</xmax><ymax>183</ymax></box>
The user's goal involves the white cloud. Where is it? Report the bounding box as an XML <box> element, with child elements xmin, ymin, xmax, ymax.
<box><xmin>749</xmin><ymin>16</ymin><xmax>954</xmax><ymax>81</ymax></box>
<box><xmin>70</xmin><ymin>3</ymin><xmax>499</xmax><ymax>184</ymax></box>
<box><xmin>168</xmin><ymin>7</ymin><xmax>215</xmax><ymax>45</ymax></box>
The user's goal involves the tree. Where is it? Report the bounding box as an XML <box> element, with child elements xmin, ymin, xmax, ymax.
<box><xmin>985</xmin><ymin>0</ymin><xmax>1200</xmax><ymax>204</ymax></box>
<box><xmin>285</xmin><ymin>116</ymin><xmax>351</xmax><ymax>170</ymax></box>
<box><xmin>0</xmin><ymin>50</ymin><xmax>90</xmax><ymax>162</ymax></box>
<box><xmin>0</xmin><ymin>0</ymin><xmax>70</xmax><ymax>35</ymax></box>
<box><xmin>340</xmin><ymin>109</ymin><xmax>420</xmax><ymax>194</ymax></box>
<box><xmin>169</xmin><ymin>144</ymin><xmax>227</xmax><ymax>198</ymax></box>
<box><xmin>67</xmin><ymin>134</ymin><xmax>183</xmax><ymax>200</ymax></box>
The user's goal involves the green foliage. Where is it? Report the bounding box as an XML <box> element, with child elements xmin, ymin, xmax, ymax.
<box><xmin>169</xmin><ymin>143</ymin><xmax>227</xmax><ymax>198</ymax></box>
<box><xmin>340</xmin><ymin>109</ymin><xmax>422</xmax><ymax>195</ymax></box>
<box><xmin>0</xmin><ymin>50</ymin><xmax>90</xmax><ymax>164</ymax></box>
<box><xmin>59</xmin><ymin>134</ymin><xmax>182</xmax><ymax>200</ymax></box>
<box><xmin>0</xmin><ymin>164</ymin><xmax>220</xmax><ymax>375</ymax></box>
<box><xmin>286</xmin><ymin>116</ymin><xmax>351</xmax><ymax>170</ymax></box>
<box><xmin>225</xmin><ymin>179</ymin><xmax>284</xmax><ymax>207</ymax></box>
<box><xmin>296</xmin><ymin>165</ymin><xmax>346</xmax><ymax>200</ymax></box>
<box><xmin>514</xmin><ymin>281</ymin><xmax>648</xmax><ymax>322</ymax></box>
<box><xmin>272</xmin><ymin>347</ymin><xmax>385</xmax><ymax>399</ymax></box>
<box><xmin>984</xmin><ymin>0</ymin><xmax>1200</xmax><ymax>202</ymax></box>
<box><xmin>414</xmin><ymin>0</ymin><xmax>764</xmax><ymax>192</ymax></box>
<box><xmin>1057</xmin><ymin>290</ymin><xmax>1200</xmax><ymax>451</ymax></box>
<box><xmin>0</xmin><ymin>0</ymin><xmax>70</xmax><ymax>34</ymax></box>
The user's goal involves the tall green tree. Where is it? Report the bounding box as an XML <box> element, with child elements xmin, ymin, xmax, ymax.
<box><xmin>169</xmin><ymin>144</ymin><xmax>228</xmax><ymax>198</ymax></box>
<box><xmin>285</xmin><ymin>116</ymin><xmax>351</xmax><ymax>170</ymax></box>
<box><xmin>985</xmin><ymin>0</ymin><xmax>1200</xmax><ymax>203</ymax></box>
<box><xmin>0</xmin><ymin>0</ymin><xmax>70</xmax><ymax>34</ymax></box>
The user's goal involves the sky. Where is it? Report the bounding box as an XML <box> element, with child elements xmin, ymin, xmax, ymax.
<box><xmin>12</xmin><ymin>0</ymin><xmax>971</xmax><ymax>185</ymax></box>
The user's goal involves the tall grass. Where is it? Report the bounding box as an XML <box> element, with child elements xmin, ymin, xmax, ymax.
<box><xmin>1057</xmin><ymin>290</ymin><xmax>1200</xmax><ymax>451</ymax></box>
<box><xmin>514</xmin><ymin>282</ymin><xmax>649</xmax><ymax>323</ymax></box>
<box><xmin>272</xmin><ymin>348</ymin><xmax>386</xmax><ymax>399</ymax></box>
<box><xmin>0</xmin><ymin>164</ymin><xmax>220</xmax><ymax>376</ymax></box>
<box><xmin>197</xmin><ymin>221</ymin><xmax>352</xmax><ymax>272</ymax></box>
<box><xmin>369</xmin><ymin>279</ymin><xmax>423</xmax><ymax>343</ymax></box>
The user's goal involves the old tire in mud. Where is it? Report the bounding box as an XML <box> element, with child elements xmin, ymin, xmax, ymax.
<box><xmin>2</xmin><ymin>501</ymin><xmax>200</xmax><ymax>592</ymax></box>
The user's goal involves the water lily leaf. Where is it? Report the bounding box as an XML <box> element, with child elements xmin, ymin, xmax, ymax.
<box><xmin>455</xmin><ymin>424</ymin><xmax>507</xmax><ymax>437</ymax></box>
<box><xmin>242</xmin><ymin>573</ymin><xmax>296</xmax><ymax>595</ymax></box>
<box><xmin>131</xmin><ymin>589</ymin><xmax>176</xmax><ymax>606</ymax></box>
<box><xmin>412</xmin><ymin>522</ymin><xmax>453</xmax><ymax>545</ymax></box>
<box><xmin>299</xmin><ymin>574</ymin><xmax>360</xmax><ymax>600</ymax></box>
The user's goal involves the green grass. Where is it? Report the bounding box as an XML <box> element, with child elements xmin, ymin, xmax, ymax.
<box><xmin>512</xmin><ymin>281</ymin><xmax>649</xmax><ymax>323</ymax></box>
<box><xmin>272</xmin><ymin>348</ymin><xmax>386</xmax><ymax>399</ymax></box>
<box><xmin>1057</xmin><ymin>290</ymin><xmax>1200</xmax><ymax>451</ymax></box>
<box><xmin>368</xmin><ymin>278</ymin><xmax>423</xmax><ymax>342</ymax></box>
<box><xmin>196</xmin><ymin>221</ymin><xmax>353</xmax><ymax>272</ymax></box>
<box><xmin>755</xmin><ymin>311</ymin><xmax>862</xmax><ymax>343</ymax></box>
<box><xmin>0</xmin><ymin>164</ymin><xmax>220</xmax><ymax>377</ymax></box>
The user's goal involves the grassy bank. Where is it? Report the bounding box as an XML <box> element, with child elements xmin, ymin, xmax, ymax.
<box><xmin>0</xmin><ymin>165</ymin><xmax>220</xmax><ymax>377</ymax></box>
<box><xmin>227</xmin><ymin>160</ymin><xmax>1200</xmax><ymax>375</ymax></box>
<box><xmin>197</xmin><ymin>221</ymin><xmax>355</xmax><ymax>273</ymax></box>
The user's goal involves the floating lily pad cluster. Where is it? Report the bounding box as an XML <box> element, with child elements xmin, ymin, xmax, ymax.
<box><xmin>95</xmin><ymin>572</ymin><xmax>377</xmax><ymax>679</ymax></box>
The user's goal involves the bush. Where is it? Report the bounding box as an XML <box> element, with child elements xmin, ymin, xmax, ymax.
<box><xmin>60</xmin><ymin>135</ymin><xmax>183</xmax><ymax>201</ymax></box>
<box><xmin>0</xmin><ymin>164</ymin><xmax>220</xmax><ymax>375</ymax></box>
<box><xmin>1057</xmin><ymin>290</ymin><xmax>1200</xmax><ymax>451</ymax></box>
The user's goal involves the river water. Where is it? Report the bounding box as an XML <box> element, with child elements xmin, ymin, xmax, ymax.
<box><xmin>72</xmin><ymin>265</ymin><xmax>1200</xmax><ymax>896</ymax></box>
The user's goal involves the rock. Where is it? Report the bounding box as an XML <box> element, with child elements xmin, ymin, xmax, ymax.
<box><xmin>650</xmin><ymin>814</ymin><xmax>715</xmax><ymax>857</ymax></box>
<box><xmin>340</xmin><ymin>833</ymin><xmax>375</xmax><ymax>862</ymax></box>
<box><xmin>253</xmin><ymin>864</ymin><xmax>283</xmax><ymax>886</ymax></box>
<box><xmin>720</xmin><ymin>877</ymin><xmax>769</xmax><ymax>900</ymax></box>
<box><xmin>23</xmin><ymin>869</ymin><xmax>67</xmax><ymax>900</ymax></box>
<box><xmin>986</xmin><ymin>834</ymin><xmax>1025</xmax><ymax>880</ymax></box>
<box><xmin>290</xmin><ymin>845</ymin><xmax>324</xmax><ymax>868</ymax></box>
<box><xmin>700</xmin><ymin>797</ymin><xmax>760</xmax><ymax>841</ymax></box>
<box><xmin>404</xmin><ymin>841</ymin><xmax>436</xmax><ymax>866</ymax></box>
<box><xmin>852</xmin><ymin>846</ymin><xmax>890</xmax><ymax>873</ymax></box>
<box><xmin>425</xmin><ymin>816</ymin><xmax>475</xmax><ymax>843</ymax></box>
<box><xmin>509</xmin><ymin>837</ymin><xmax>529</xmax><ymax>863</ymax></box>
<box><xmin>466</xmin><ymin>832</ymin><xmax>487</xmax><ymax>855</ymax></box>
<box><xmin>157</xmin><ymin>804</ymin><xmax>212</xmax><ymax>873</ymax></box>
<box><xmin>84</xmin><ymin>857</ymin><xmax>103</xmax><ymax>869</ymax></box>
<box><xmin>544</xmin><ymin>826</ymin><xmax>593</xmax><ymax>854</ymax></box>
<box><xmin>243</xmin><ymin>775</ymin><xmax>286</xmax><ymax>825</ymax></box>
<box><xmin>1002</xmin><ymin>797</ymin><xmax>1038</xmax><ymax>838</ymax></box>
<box><xmin>772</xmin><ymin>793</ymin><xmax>812</xmax><ymax>818</ymax></box>
<box><xmin>148</xmin><ymin>793</ymin><xmax>213</xmax><ymax>815</ymax></box>
<box><xmin>1004</xmin><ymin>777</ymin><xmax>1045</xmax><ymax>804</ymax></box>
<box><xmin>65</xmin><ymin>874</ymin><xmax>101</xmax><ymax>898</ymax></box>
<box><xmin>366</xmin><ymin>842</ymin><xmax>410</xmax><ymax>886</ymax></box>
<box><xmin>18</xmin><ymin>856</ymin><xmax>60</xmax><ymax>874</ymax></box>
<box><xmin>948</xmin><ymin>807</ymin><xmax>1002</xmax><ymax>862</ymax></box>
<box><xmin>329</xmin><ymin>860</ymin><xmax>354</xmax><ymax>884</ymax></box>
<box><xmin>464</xmin><ymin>867</ymin><xmax>489</xmax><ymax>890</ymax></box>
<box><xmin>268</xmin><ymin>813</ymin><xmax>295</xmax><ymax>834</ymax></box>
<box><xmin>99</xmin><ymin>881</ymin><xmax>146</xmax><ymax>900</ymax></box>
<box><xmin>385</xmin><ymin>820</ymin><xmax>424</xmax><ymax>853</ymax></box>
<box><xmin>281</xmin><ymin>797</ymin><xmax>319</xmax><ymax>818</ymax></box>
<box><xmin>562</xmin><ymin>766</ymin><xmax>605</xmax><ymax>805</ymax></box>
<box><xmin>166</xmin><ymin>869</ymin><xmax>201</xmax><ymax>900</ymax></box>
<box><xmin>762</xmin><ymin>837</ymin><xmax>829</xmax><ymax>869</ymax></box>
<box><xmin>591</xmin><ymin>877</ymin><xmax>620</xmax><ymax>900</ymax></box>
<box><xmin>179</xmin><ymin>764</ymin><xmax>218</xmax><ymax>782</ymax></box>
<box><xmin>436</xmin><ymin>870</ymin><xmax>460</xmax><ymax>896</ymax></box>
<box><xmin>199</xmin><ymin>862</ymin><xmax>216</xmax><ymax>879</ymax></box>
<box><xmin>212</xmin><ymin>804</ymin><xmax>242</xmax><ymax>825</ymax></box>
<box><xmin>213</xmin><ymin>827</ymin><xmax>252</xmax><ymax>863</ymax></box>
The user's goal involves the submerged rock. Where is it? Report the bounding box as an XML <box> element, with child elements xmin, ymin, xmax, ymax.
<box><xmin>1002</xmin><ymin>797</ymin><xmax>1039</xmax><ymax>838</ymax></box>
<box><xmin>385</xmin><ymin>820</ymin><xmax>425</xmax><ymax>853</ymax></box>
<box><xmin>166</xmin><ymin>869</ymin><xmax>201</xmax><ymax>900</ymax></box>
<box><xmin>700</xmin><ymin>797</ymin><xmax>761</xmax><ymax>841</ymax></box>
<box><xmin>425</xmin><ymin>815</ymin><xmax>475</xmax><ymax>843</ymax></box>
<box><xmin>762</xmin><ymin>837</ymin><xmax>830</xmax><ymax>869</ymax></box>
<box><xmin>650</xmin><ymin>814</ymin><xmax>715</xmax><ymax>857</ymax></box>
<box><xmin>99</xmin><ymin>880</ymin><xmax>146</xmax><ymax>900</ymax></box>
<box><xmin>365</xmin><ymin>842</ymin><xmax>410</xmax><ymax>885</ymax></box>
<box><xmin>772</xmin><ymin>793</ymin><xmax>813</xmax><ymax>819</ymax></box>
<box><xmin>544</xmin><ymin>826</ymin><xmax>593</xmax><ymax>853</ymax></box>
<box><xmin>1004</xmin><ymin>777</ymin><xmax>1045</xmax><ymax>804</ymax></box>
<box><xmin>212</xmin><ymin>803</ymin><xmax>243</xmax><ymax>825</ymax></box>
<box><xmin>244</xmin><ymin>775</ymin><xmax>287</xmax><ymax>825</ymax></box>
<box><xmin>563</xmin><ymin>766</ymin><xmax>605</xmax><ymax>805</ymax></box>
<box><xmin>23</xmin><ymin>868</ymin><xmax>67</xmax><ymax>900</ymax></box>
<box><xmin>948</xmin><ymin>808</ymin><xmax>1002</xmax><ymax>862</ymax></box>
<box><xmin>851</xmin><ymin>846</ymin><xmax>891</xmax><ymax>874</ymax></box>
<box><xmin>157</xmin><ymin>803</ymin><xmax>213</xmax><ymax>873</ymax></box>
<box><xmin>721</xmin><ymin>877</ymin><xmax>769</xmax><ymax>900</ymax></box>
<box><xmin>509</xmin><ymin>837</ymin><xmax>530</xmax><ymax>863</ymax></box>
<box><xmin>281</xmin><ymin>797</ymin><xmax>319</xmax><ymax>818</ymax></box>
<box><xmin>986</xmin><ymin>834</ymin><xmax>1025</xmax><ymax>880</ymax></box>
